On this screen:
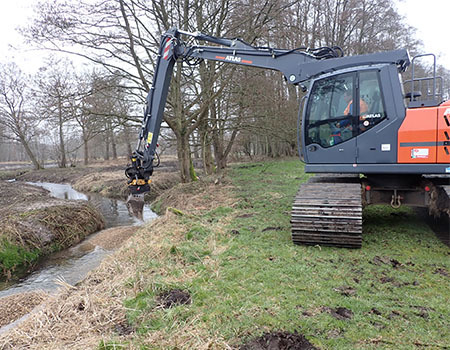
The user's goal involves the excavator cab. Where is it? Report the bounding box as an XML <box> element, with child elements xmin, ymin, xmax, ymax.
<box><xmin>302</xmin><ymin>64</ymin><xmax>403</xmax><ymax>170</ymax></box>
<box><xmin>302</xmin><ymin>55</ymin><xmax>449</xmax><ymax>174</ymax></box>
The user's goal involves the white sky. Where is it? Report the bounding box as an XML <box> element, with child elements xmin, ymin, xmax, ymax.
<box><xmin>396</xmin><ymin>0</ymin><xmax>450</xmax><ymax>69</ymax></box>
<box><xmin>0</xmin><ymin>0</ymin><xmax>450</xmax><ymax>71</ymax></box>
<box><xmin>0</xmin><ymin>0</ymin><xmax>40</xmax><ymax>71</ymax></box>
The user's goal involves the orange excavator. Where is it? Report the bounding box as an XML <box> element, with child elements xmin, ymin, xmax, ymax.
<box><xmin>126</xmin><ymin>28</ymin><xmax>449</xmax><ymax>248</ymax></box>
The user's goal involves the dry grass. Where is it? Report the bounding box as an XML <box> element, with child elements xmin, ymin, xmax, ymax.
<box><xmin>0</xmin><ymin>292</ymin><xmax>49</xmax><ymax>328</ymax></box>
<box><xmin>154</xmin><ymin>176</ymin><xmax>236</xmax><ymax>214</ymax></box>
<box><xmin>0</xmin><ymin>247</ymin><xmax>131</xmax><ymax>349</ymax></box>
<box><xmin>73</xmin><ymin>170</ymin><xmax>180</xmax><ymax>201</ymax></box>
<box><xmin>0</xmin><ymin>180</ymin><xmax>105</xmax><ymax>278</ymax></box>
<box><xmin>0</xmin><ymin>217</ymin><xmax>198</xmax><ymax>349</ymax></box>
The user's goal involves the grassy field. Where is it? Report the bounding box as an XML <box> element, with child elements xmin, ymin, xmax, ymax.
<box><xmin>104</xmin><ymin>158</ymin><xmax>449</xmax><ymax>349</ymax></box>
<box><xmin>3</xmin><ymin>159</ymin><xmax>446</xmax><ymax>349</ymax></box>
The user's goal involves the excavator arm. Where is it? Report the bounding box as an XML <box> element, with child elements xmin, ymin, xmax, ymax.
<box><xmin>125</xmin><ymin>27</ymin><xmax>410</xmax><ymax>207</ymax></box>
<box><xmin>125</xmin><ymin>27</ymin><xmax>329</xmax><ymax>199</ymax></box>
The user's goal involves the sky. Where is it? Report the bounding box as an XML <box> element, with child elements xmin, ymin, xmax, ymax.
<box><xmin>0</xmin><ymin>0</ymin><xmax>38</xmax><ymax>71</ymax></box>
<box><xmin>1</xmin><ymin>0</ymin><xmax>450</xmax><ymax>71</ymax></box>
<box><xmin>395</xmin><ymin>0</ymin><xmax>450</xmax><ymax>69</ymax></box>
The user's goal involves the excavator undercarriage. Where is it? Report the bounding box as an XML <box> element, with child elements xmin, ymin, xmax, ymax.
<box><xmin>291</xmin><ymin>175</ymin><xmax>449</xmax><ymax>248</ymax></box>
<box><xmin>291</xmin><ymin>176</ymin><xmax>363</xmax><ymax>248</ymax></box>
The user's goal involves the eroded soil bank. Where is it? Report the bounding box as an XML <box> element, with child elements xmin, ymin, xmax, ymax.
<box><xmin>0</xmin><ymin>159</ymin><xmax>180</xmax><ymax>279</ymax></box>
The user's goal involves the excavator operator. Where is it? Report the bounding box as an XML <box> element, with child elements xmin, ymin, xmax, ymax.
<box><xmin>343</xmin><ymin>90</ymin><xmax>368</xmax><ymax>116</ymax></box>
<box><xmin>331</xmin><ymin>90</ymin><xmax>369</xmax><ymax>145</ymax></box>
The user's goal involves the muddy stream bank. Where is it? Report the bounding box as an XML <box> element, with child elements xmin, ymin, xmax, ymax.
<box><xmin>0</xmin><ymin>182</ymin><xmax>157</xmax><ymax>325</ymax></box>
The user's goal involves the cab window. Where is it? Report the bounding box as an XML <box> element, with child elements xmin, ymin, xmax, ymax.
<box><xmin>358</xmin><ymin>70</ymin><xmax>385</xmax><ymax>131</ymax></box>
<box><xmin>305</xmin><ymin>73</ymin><xmax>355</xmax><ymax>148</ymax></box>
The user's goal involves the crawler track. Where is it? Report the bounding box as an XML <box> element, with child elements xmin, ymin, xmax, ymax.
<box><xmin>291</xmin><ymin>176</ymin><xmax>363</xmax><ymax>248</ymax></box>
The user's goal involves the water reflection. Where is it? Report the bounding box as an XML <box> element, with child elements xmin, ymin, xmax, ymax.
<box><xmin>26</xmin><ymin>182</ymin><xmax>157</xmax><ymax>227</ymax></box>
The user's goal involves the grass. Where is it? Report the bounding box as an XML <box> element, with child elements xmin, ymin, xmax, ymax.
<box><xmin>117</xmin><ymin>158</ymin><xmax>450</xmax><ymax>349</ymax></box>
<box><xmin>0</xmin><ymin>239</ymin><xmax>40</xmax><ymax>274</ymax></box>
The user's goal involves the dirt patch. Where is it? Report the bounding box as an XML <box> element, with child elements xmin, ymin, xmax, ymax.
<box><xmin>240</xmin><ymin>331</ymin><xmax>318</xmax><ymax>350</ymax></box>
<box><xmin>371</xmin><ymin>256</ymin><xmax>402</xmax><ymax>268</ymax></box>
<box><xmin>262</xmin><ymin>226</ymin><xmax>283</xmax><ymax>232</ymax></box>
<box><xmin>157</xmin><ymin>289</ymin><xmax>191</xmax><ymax>308</ymax></box>
<box><xmin>410</xmin><ymin>305</ymin><xmax>433</xmax><ymax>319</ymax></box>
<box><xmin>333</xmin><ymin>286</ymin><xmax>356</xmax><ymax>296</ymax></box>
<box><xmin>434</xmin><ymin>267</ymin><xmax>449</xmax><ymax>277</ymax></box>
<box><xmin>322</xmin><ymin>307</ymin><xmax>353</xmax><ymax>320</ymax></box>
<box><xmin>0</xmin><ymin>291</ymin><xmax>48</xmax><ymax>328</ymax></box>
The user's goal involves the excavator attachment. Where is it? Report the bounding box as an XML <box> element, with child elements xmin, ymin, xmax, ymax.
<box><xmin>125</xmin><ymin>152</ymin><xmax>152</xmax><ymax>219</ymax></box>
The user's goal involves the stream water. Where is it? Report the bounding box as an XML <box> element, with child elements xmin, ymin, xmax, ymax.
<box><xmin>0</xmin><ymin>182</ymin><xmax>157</xmax><ymax>297</ymax></box>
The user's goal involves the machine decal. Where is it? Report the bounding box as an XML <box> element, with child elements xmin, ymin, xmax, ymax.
<box><xmin>147</xmin><ymin>132</ymin><xmax>153</xmax><ymax>145</ymax></box>
<box><xmin>411</xmin><ymin>148</ymin><xmax>429</xmax><ymax>159</ymax></box>
<box><xmin>215</xmin><ymin>55</ymin><xmax>253</xmax><ymax>64</ymax></box>
<box><xmin>363</xmin><ymin>113</ymin><xmax>382</xmax><ymax>119</ymax></box>
<box><xmin>381</xmin><ymin>144</ymin><xmax>391</xmax><ymax>151</ymax></box>
<box><xmin>225</xmin><ymin>55</ymin><xmax>242</xmax><ymax>62</ymax></box>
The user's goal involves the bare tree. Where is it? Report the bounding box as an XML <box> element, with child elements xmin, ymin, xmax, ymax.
<box><xmin>0</xmin><ymin>62</ymin><xmax>42</xmax><ymax>169</ymax></box>
<box><xmin>35</xmin><ymin>59</ymin><xmax>78</xmax><ymax>168</ymax></box>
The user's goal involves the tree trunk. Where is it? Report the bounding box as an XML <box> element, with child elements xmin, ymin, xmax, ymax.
<box><xmin>104</xmin><ymin>127</ymin><xmax>110</xmax><ymax>160</ymax></box>
<box><xmin>176</xmin><ymin>132</ymin><xmax>192</xmax><ymax>183</ymax></box>
<box><xmin>123</xmin><ymin>123</ymin><xmax>133</xmax><ymax>157</ymax></box>
<box><xmin>58</xmin><ymin>97</ymin><xmax>66</xmax><ymax>168</ymax></box>
<box><xmin>110</xmin><ymin>128</ymin><xmax>117</xmax><ymax>159</ymax></box>
<box><xmin>20</xmin><ymin>135</ymin><xmax>42</xmax><ymax>170</ymax></box>
<box><xmin>83</xmin><ymin>137</ymin><xmax>89</xmax><ymax>165</ymax></box>
<box><xmin>199</xmin><ymin>116</ymin><xmax>214</xmax><ymax>174</ymax></box>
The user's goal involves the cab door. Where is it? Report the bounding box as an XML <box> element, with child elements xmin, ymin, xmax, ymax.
<box><xmin>303</xmin><ymin>72</ymin><xmax>357</xmax><ymax>164</ymax></box>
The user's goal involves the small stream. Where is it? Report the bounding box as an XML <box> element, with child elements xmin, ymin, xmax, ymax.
<box><xmin>0</xmin><ymin>182</ymin><xmax>157</xmax><ymax>297</ymax></box>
